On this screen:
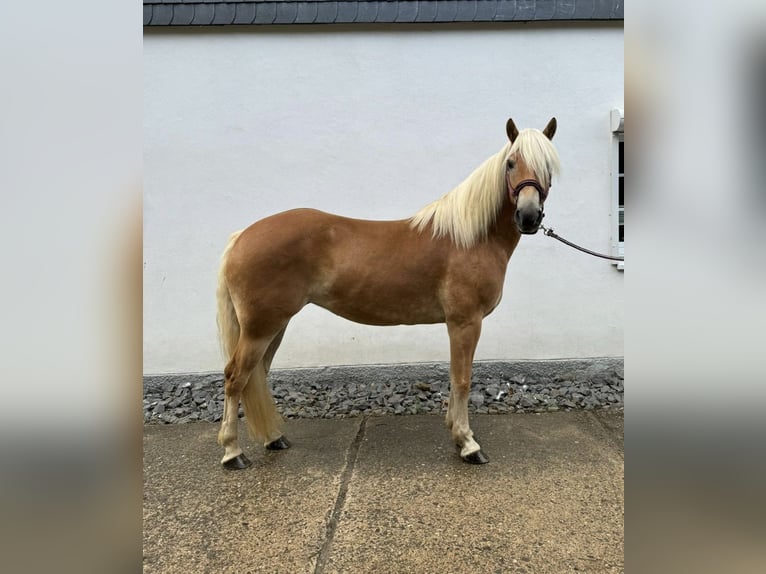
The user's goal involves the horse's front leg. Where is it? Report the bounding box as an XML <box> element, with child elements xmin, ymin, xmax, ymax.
<box><xmin>445</xmin><ymin>318</ymin><xmax>489</xmax><ymax>464</ymax></box>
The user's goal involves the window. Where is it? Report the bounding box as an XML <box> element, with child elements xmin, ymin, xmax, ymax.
<box><xmin>611</xmin><ymin>108</ymin><xmax>624</xmax><ymax>270</ymax></box>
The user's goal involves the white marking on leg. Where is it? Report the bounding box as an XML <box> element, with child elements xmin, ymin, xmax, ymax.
<box><xmin>219</xmin><ymin>394</ymin><xmax>243</xmax><ymax>464</ymax></box>
<box><xmin>449</xmin><ymin>392</ymin><xmax>482</xmax><ymax>457</ymax></box>
<box><xmin>453</xmin><ymin>417</ymin><xmax>481</xmax><ymax>457</ymax></box>
<box><xmin>460</xmin><ymin>435</ymin><xmax>481</xmax><ymax>458</ymax></box>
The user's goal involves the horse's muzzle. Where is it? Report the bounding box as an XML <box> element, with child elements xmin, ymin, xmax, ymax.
<box><xmin>515</xmin><ymin>207</ymin><xmax>545</xmax><ymax>235</ymax></box>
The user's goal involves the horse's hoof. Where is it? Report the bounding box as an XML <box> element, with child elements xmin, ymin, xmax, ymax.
<box><xmin>266</xmin><ymin>436</ymin><xmax>291</xmax><ymax>451</ymax></box>
<box><xmin>462</xmin><ymin>449</ymin><xmax>489</xmax><ymax>464</ymax></box>
<box><xmin>222</xmin><ymin>453</ymin><xmax>252</xmax><ymax>470</ymax></box>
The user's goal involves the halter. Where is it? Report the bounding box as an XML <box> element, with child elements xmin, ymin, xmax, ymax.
<box><xmin>507</xmin><ymin>174</ymin><xmax>549</xmax><ymax>203</ymax></box>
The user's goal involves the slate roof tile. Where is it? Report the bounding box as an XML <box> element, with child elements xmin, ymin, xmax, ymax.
<box><xmin>233</xmin><ymin>3</ymin><xmax>256</xmax><ymax>22</ymax></box>
<box><xmin>415</xmin><ymin>1</ymin><xmax>439</xmax><ymax>23</ymax></box>
<box><xmin>295</xmin><ymin>2</ymin><xmax>319</xmax><ymax>22</ymax></box>
<box><xmin>171</xmin><ymin>4</ymin><xmax>195</xmax><ymax>24</ymax></box>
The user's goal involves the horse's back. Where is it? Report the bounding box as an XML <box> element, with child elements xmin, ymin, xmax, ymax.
<box><xmin>233</xmin><ymin>207</ymin><xmax>416</xmax><ymax>257</ymax></box>
<box><xmin>224</xmin><ymin>207</ymin><xmax>398</xmax><ymax>291</ymax></box>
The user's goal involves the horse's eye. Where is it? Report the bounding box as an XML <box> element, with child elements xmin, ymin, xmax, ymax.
<box><xmin>507</xmin><ymin>160</ymin><xmax>515</xmax><ymax>170</ymax></box>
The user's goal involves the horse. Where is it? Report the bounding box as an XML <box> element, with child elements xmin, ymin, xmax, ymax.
<box><xmin>216</xmin><ymin>117</ymin><xmax>560</xmax><ymax>469</ymax></box>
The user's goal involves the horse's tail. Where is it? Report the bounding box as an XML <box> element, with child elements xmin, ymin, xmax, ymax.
<box><xmin>216</xmin><ymin>230</ymin><xmax>243</xmax><ymax>361</ymax></box>
<box><xmin>216</xmin><ymin>230</ymin><xmax>283</xmax><ymax>445</ymax></box>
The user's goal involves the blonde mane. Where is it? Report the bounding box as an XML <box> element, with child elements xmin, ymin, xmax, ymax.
<box><xmin>409</xmin><ymin>129</ymin><xmax>560</xmax><ymax>248</ymax></box>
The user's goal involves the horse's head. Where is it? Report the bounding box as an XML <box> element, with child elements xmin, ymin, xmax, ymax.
<box><xmin>505</xmin><ymin>117</ymin><xmax>559</xmax><ymax>235</ymax></box>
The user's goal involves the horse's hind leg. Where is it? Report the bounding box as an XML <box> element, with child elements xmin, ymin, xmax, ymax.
<box><xmin>261</xmin><ymin>326</ymin><xmax>291</xmax><ymax>451</ymax></box>
<box><xmin>445</xmin><ymin>317</ymin><xmax>489</xmax><ymax>464</ymax></box>
<box><xmin>218</xmin><ymin>336</ymin><xmax>270</xmax><ymax>470</ymax></box>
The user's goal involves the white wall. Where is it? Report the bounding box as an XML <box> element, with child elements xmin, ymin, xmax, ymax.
<box><xmin>144</xmin><ymin>23</ymin><xmax>624</xmax><ymax>374</ymax></box>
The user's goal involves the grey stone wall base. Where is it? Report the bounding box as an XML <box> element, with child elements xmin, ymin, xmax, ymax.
<box><xmin>144</xmin><ymin>357</ymin><xmax>623</xmax><ymax>391</ymax></box>
<box><xmin>144</xmin><ymin>357</ymin><xmax>623</xmax><ymax>424</ymax></box>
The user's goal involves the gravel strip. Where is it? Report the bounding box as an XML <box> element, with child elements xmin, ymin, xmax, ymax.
<box><xmin>143</xmin><ymin>361</ymin><xmax>623</xmax><ymax>424</ymax></box>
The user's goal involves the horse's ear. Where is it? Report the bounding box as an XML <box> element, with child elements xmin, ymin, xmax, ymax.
<box><xmin>506</xmin><ymin>118</ymin><xmax>519</xmax><ymax>143</ymax></box>
<box><xmin>542</xmin><ymin>117</ymin><xmax>557</xmax><ymax>140</ymax></box>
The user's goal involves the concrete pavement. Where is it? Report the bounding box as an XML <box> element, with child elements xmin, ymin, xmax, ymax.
<box><xmin>143</xmin><ymin>412</ymin><xmax>623</xmax><ymax>573</ymax></box>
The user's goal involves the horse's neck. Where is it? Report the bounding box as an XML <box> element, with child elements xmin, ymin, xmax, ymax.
<box><xmin>487</xmin><ymin>194</ymin><xmax>521</xmax><ymax>258</ymax></box>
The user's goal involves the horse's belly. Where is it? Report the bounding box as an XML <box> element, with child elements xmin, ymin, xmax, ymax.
<box><xmin>311</xmin><ymin>286</ymin><xmax>445</xmax><ymax>326</ymax></box>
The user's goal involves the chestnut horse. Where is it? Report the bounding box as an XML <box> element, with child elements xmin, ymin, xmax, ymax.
<box><xmin>216</xmin><ymin>118</ymin><xmax>560</xmax><ymax>469</ymax></box>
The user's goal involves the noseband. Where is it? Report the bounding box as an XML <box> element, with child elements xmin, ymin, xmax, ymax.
<box><xmin>507</xmin><ymin>175</ymin><xmax>549</xmax><ymax>203</ymax></box>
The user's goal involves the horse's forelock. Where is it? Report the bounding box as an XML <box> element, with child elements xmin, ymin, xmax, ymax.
<box><xmin>509</xmin><ymin>129</ymin><xmax>561</xmax><ymax>188</ymax></box>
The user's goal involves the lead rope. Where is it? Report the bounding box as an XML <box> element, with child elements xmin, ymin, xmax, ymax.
<box><xmin>539</xmin><ymin>224</ymin><xmax>624</xmax><ymax>262</ymax></box>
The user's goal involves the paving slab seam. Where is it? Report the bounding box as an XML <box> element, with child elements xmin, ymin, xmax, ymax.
<box><xmin>587</xmin><ymin>410</ymin><xmax>624</xmax><ymax>459</ymax></box>
<box><xmin>313</xmin><ymin>416</ymin><xmax>368</xmax><ymax>574</ymax></box>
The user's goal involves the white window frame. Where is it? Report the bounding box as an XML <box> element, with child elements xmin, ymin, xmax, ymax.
<box><xmin>610</xmin><ymin>108</ymin><xmax>624</xmax><ymax>271</ymax></box>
